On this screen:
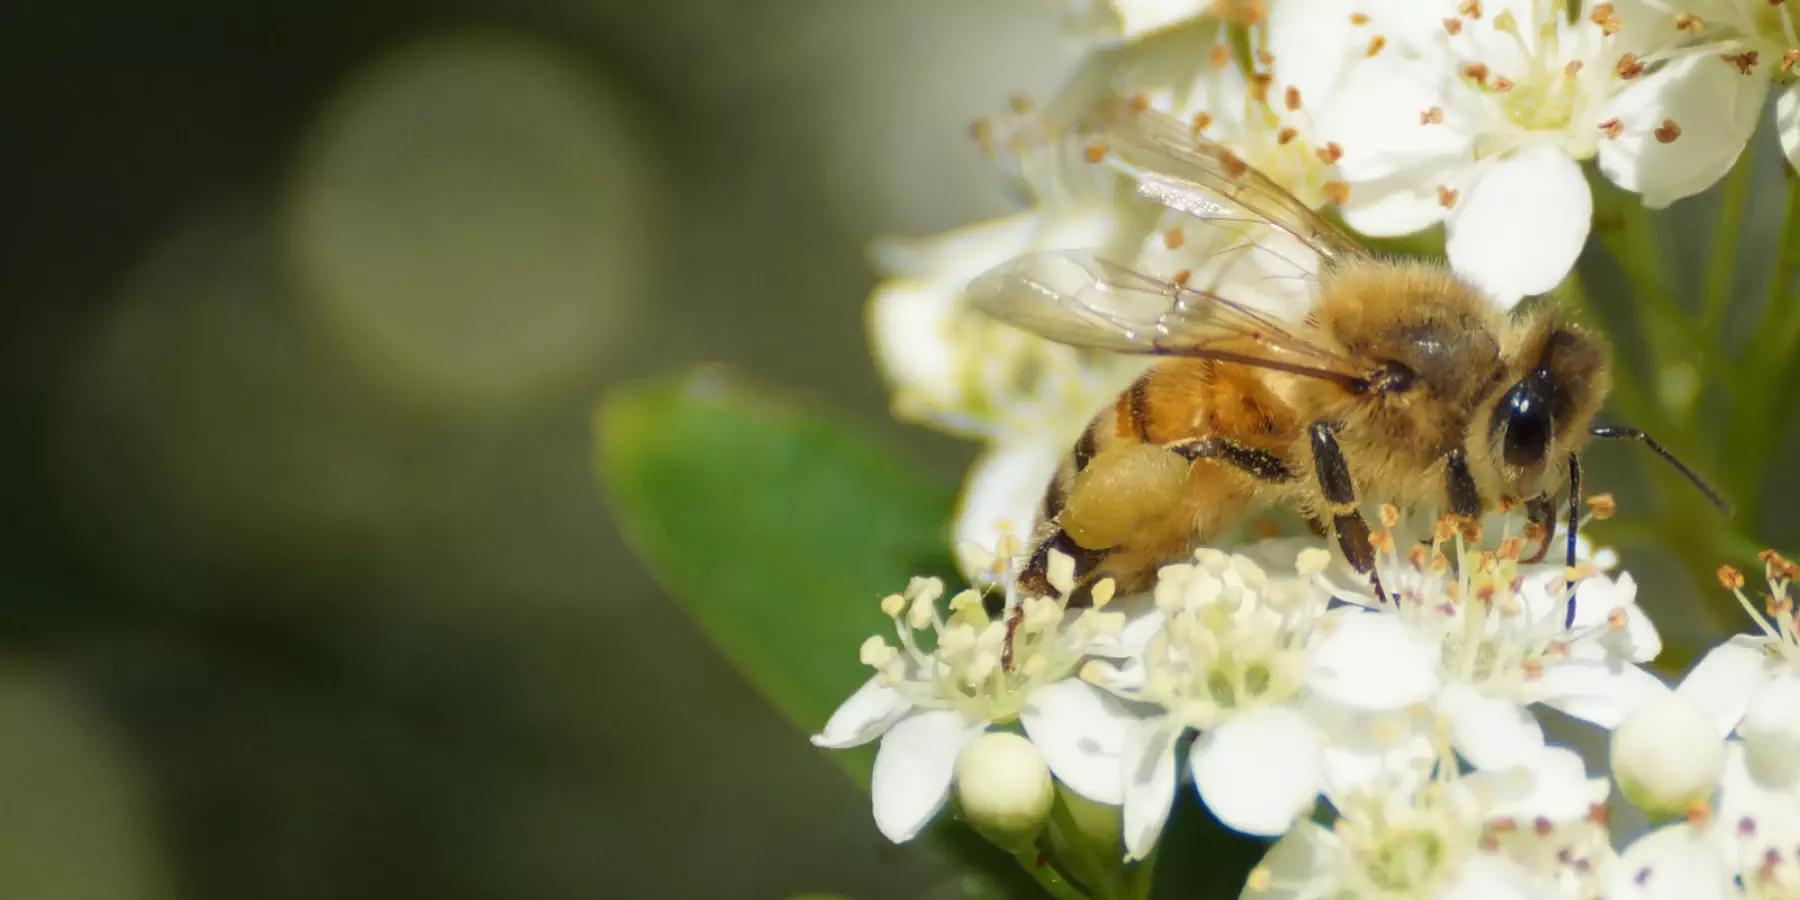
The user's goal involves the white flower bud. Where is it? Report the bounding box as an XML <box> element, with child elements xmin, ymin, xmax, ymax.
<box><xmin>1611</xmin><ymin>693</ymin><xmax>1724</xmax><ymax>818</ymax></box>
<box><xmin>954</xmin><ymin>732</ymin><xmax>1053</xmax><ymax>849</ymax></box>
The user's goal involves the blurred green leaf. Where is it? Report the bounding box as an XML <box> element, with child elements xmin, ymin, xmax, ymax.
<box><xmin>596</xmin><ymin>368</ymin><xmax>958</xmax><ymax>752</ymax></box>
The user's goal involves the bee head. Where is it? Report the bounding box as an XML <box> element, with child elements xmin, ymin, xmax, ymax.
<box><xmin>1470</xmin><ymin>316</ymin><xmax>1610</xmax><ymax>494</ymax></box>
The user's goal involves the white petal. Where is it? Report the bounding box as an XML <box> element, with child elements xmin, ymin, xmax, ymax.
<box><xmin>1445</xmin><ymin>148</ymin><xmax>1591</xmax><ymax>307</ymax></box>
<box><xmin>1308</xmin><ymin>612</ymin><xmax>1441</xmax><ymax>711</ymax></box>
<box><xmin>1487</xmin><ymin>745</ymin><xmax>1607</xmax><ymax>824</ymax></box>
<box><xmin>1239</xmin><ymin>823</ymin><xmax>1339</xmax><ymax>900</ymax></box>
<box><xmin>812</xmin><ymin>678</ymin><xmax>911</xmax><ymax>749</ymax></box>
<box><xmin>1780</xmin><ymin>85</ymin><xmax>1800</xmax><ymax>174</ymax></box>
<box><xmin>1430</xmin><ymin>853</ymin><xmax>1552</xmax><ymax>900</ymax></box>
<box><xmin>867</xmin><ymin>280</ymin><xmax>960</xmax><ymax>405</ymax></box>
<box><xmin>1716</xmin><ymin>739</ymin><xmax>1800</xmax><ymax>866</ymax></box>
<box><xmin>1340</xmin><ymin>169</ymin><xmax>1453</xmax><ymax>238</ymax></box>
<box><xmin>1190</xmin><ymin>707</ymin><xmax>1323</xmax><ymax>837</ymax></box>
<box><xmin>1121</xmin><ymin>719</ymin><xmax>1182</xmax><ymax>861</ymax></box>
<box><xmin>1597</xmin><ymin>51</ymin><xmax>1767</xmax><ymax>209</ymax></box>
<box><xmin>1020</xmin><ymin>679</ymin><xmax>1145</xmax><ymax>805</ymax></box>
<box><xmin>1443</xmin><ymin>684</ymin><xmax>1545</xmax><ymax>770</ymax></box>
<box><xmin>1676</xmin><ymin>636</ymin><xmax>1774</xmax><ymax>737</ymax></box>
<box><xmin>1535</xmin><ymin>658</ymin><xmax>1670</xmax><ymax>729</ymax></box>
<box><xmin>1739</xmin><ymin>671</ymin><xmax>1800</xmax><ymax>784</ymax></box>
<box><xmin>1263</xmin><ymin>0</ymin><xmax>1356</xmax><ymax>108</ymax></box>
<box><xmin>1607</xmin><ymin>823</ymin><xmax>1733</xmax><ymax>900</ymax></box>
<box><xmin>953</xmin><ymin>444</ymin><xmax>1062</xmax><ymax>585</ymax></box>
<box><xmin>1109</xmin><ymin>0</ymin><xmax>1208</xmax><ymax>39</ymax></box>
<box><xmin>870</xmin><ymin>214</ymin><xmax>1037</xmax><ymax>283</ymax></box>
<box><xmin>870</xmin><ymin>709</ymin><xmax>984</xmax><ymax>842</ymax></box>
<box><xmin>1310</xmin><ymin>58</ymin><xmax>1471</xmax><ymax>183</ymax></box>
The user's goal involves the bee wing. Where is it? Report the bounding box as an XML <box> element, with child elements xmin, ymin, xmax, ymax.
<box><xmin>969</xmin><ymin>249</ymin><xmax>1368</xmax><ymax>388</ymax></box>
<box><xmin>1088</xmin><ymin>96</ymin><xmax>1369</xmax><ymax>275</ymax></box>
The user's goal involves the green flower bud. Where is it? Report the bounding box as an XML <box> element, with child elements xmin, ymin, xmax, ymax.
<box><xmin>1611</xmin><ymin>693</ymin><xmax>1724</xmax><ymax>819</ymax></box>
<box><xmin>954</xmin><ymin>732</ymin><xmax>1054</xmax><ymax>849</ymax></box>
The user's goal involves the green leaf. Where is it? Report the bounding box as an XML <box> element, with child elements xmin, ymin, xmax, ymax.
<box><xmin>596</xmin><ymin>369</ymin><xmax>958</xmax><ymax>754</ymax></box>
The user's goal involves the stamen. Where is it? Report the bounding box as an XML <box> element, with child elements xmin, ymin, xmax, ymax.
<box><xmin>1009</xmin><ymin>95</ymin><xmax>1034</xmax><ymax>115</ymax></box>
<box><xmin>1458</xmin><ymin>0</ymin><xmax>1483</xmax><ymax>19</ymax></box>
<box><xmin>1724</xmin><ymin>50</ymin><xmax>1759</xmax><ymax>74</ymax></box>
<box><xmin>1444</xmin><ymin>16</ymin><xmax>1464</xmax><ymax>35</ymax></box>
<box><xmin>1165</xmin><ymin>226</ymin><xmax>1186</xmax><ymax>249</ymax></box>
<box><xmin>1654</xmin><ymin>119</ymin><xmax>1682</xmax><ymax>143</ymax></box>
<box><xmin>1617</xmin><ymin>53</ymin><xmax>1644</xmax><ymax>78</ymax></box>
<box><xmin>1585</xmin><ymin>494</ymin><xmax>1616</xmax><ymax>520</ymax></box>
<box><xmin>1367</xmin><ymin>34</ymin><xmax>1388</xmax><ymax>57</ymax></box>
<box><xmin>1464</xmin><ymin>61</ymin><xmax>1491</xmax><ymax>86</ymax></box>
<box><xmin>1350</xmin><ymin>12</ymin><xmax>1370</xmax><ymax>25</ymax></box>
<box><xmin>1322</xmin><ymin>180</ymin><xmax>1350</xmax><ymax>204</ymax></box>
<box><xmin>1437</xmin><ymin>185</ymin><xmax>1460</xmax><ymax>207</ymax></box>
<box><xmin>1422</xmin><ymin>105</ymin><xmax>1447</xmax><ymax>124</ymax></box>
<box><xmin>1083</xmin><ymin>142</ymin><xmax>1109</xmax><ymax>164</ymax></box>
<box><xmin>1675</xmin><ymin>12</ymin><xmax>1705</xmax><ymax>34</ymax></box>
<box><xmin>1191</xmin><ymin>110</ymin><xmax>1213</xmax><ymax>134</ymax></box>
<box><xmin>1600</xmin><ymin>117</ymin><xmax>1624</xmax><ymax>138</ymax></box>
<box><xmin>1285</xmin><ymin>86</ymin><xmax>1302</xmax><ymax>110</ymax></box>
<box><xmin>1591</xmin><ymin>3</ymin><xmax>1621</xmax><ymax>34</ymax></box>
<box><xmin>1209</xmin><ymin>43</ymin><xmax>1230</xmax><ymax>69</ymax></box>
<box><xmin>1277</xmin><ymin>126</ymin><xmax>1299</xmax><ymax>144</ymax></box>
<box><xmin>1316</xmin><ymin>142</ymin><xmax>1344</xmax><ymax>164</ymax></box>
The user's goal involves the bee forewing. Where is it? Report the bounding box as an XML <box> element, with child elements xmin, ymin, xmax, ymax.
<box><xmin>967</xmin><ymin>250</ymin><xmax>1199</xmax><ymax>354</ymax></box>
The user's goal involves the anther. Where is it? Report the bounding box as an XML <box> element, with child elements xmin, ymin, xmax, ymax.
<box><xmin>1740</xmin><ymin>816</ymin><xmax>1757</xmax><ymax>837</ymax></box>
<box><xmin>1783</xmin><ymin>49</ymin><xmax>1799</xmax><ymax>73</ymax></box>
<box><xmin>1409</xmin><ymin>545</ymin><xmax>1429</xmax><ymax>571</ymax></box>
<box><xmin>1491</xmin><ymin>76</ymin><xmax>1515</xmax><ymax>92</ymax></box>
<box><xmin>1009</xmin><ymin>95</ymin><xmax>1034</xmax><ymax>115</ymax></box>
<box><xmin>1724</xmin><ymin>50</ymin><xmax>1759</xmax><ymax>74</ymax></box>
<box><xmin>1367</xmin><ymin>34</ymin><xmax>1388</xmax><ymax>56</ymax></box>
<box><xmin>1586</xmin><ymin>493</ymin><xmax>1616</xmax><ymax>519</ymax></box>
<box><xmin>1600</xmin><ymin>117</ymin><xmax>1624</xmax><ymax>138</ymax></box>
<box><xmin>1379</xmin><ymin>504</ymin><xmax>1400</xmax><ymax>527</ymax></box>
<box><xmin>1164</xmin><ymin>226</ymin><xmax>1186</xmax><ymax>250</ymax></box>
<box><xmin>1565</xmin><ymin>59</ymin><xmax>1584</xmax><ymax>77</ymax></box>
<box><xmin>1534</xmin><ymin>816</ymin><xmax>1554</xmax><ymax>836</ymax></box>
<box><xmin>1718</xmin><ymin>565</ymin><xmax>1746</xmax><ymax>590</ymax></box>
<box><xmin>1316</xmin><ymin>141</ymin><xmax>1344</xmax><ymax>164</ymax></box>
<box><xmin>1172</xmin><ymin>269</ymin><xmax>1193</xmax><ymax>286</ymax></box>
<box><xmin>1276</xmin><ymin>126</ymin><xmax>1298</xmax><ymax>144</ymax></box>
<box><xmin>1686</xmin><ymin>802</ymin><xmax>1712</xmax><ymax>828</ymax></box>
<box><xmin>1258</xmin><ymin>48</ymin><xmax>1276</xmax><ymax>66</ymax></box>
<box><xmin>1437</xmin><ymin>185</ymin><xmax>1460</xmax><ymax>207</ymax></box>
<box><xmin>1443</xmin><ymin>16</ymin><xmax>1463</xmax><ymax>35</ymax></box>
<box><xmin>1250</xmin><ymin>73</ymin><xmax>1273</xmax><ymax>104</ymax></box>
<box><xmin>1322</xmin><ymin>180</ymin><xmax>1350</xmax><ymax>204</ymax></box>
<box><xmin>1654</xmin><ymin>119</ymin><xmax>1682</xmax><ymax>142</ymax></box>
<box><xmin>1285</xmin><ymin>86</ymin><xmax>1302</xmax><ymax>110</ymax></box>
<box><xmin>1591</xmin><ymin>3</ymin><xmax>1621</xmax><ymax>34</ymax></box>
<box><xmin>1350</xmin><ymin>11</ymin><xmax>1370</xmax><ymax>24</ymax></box>
<box><xmin>1521</xmin><ymin>658</ymin><xmax>1544</xmax><ymax>678</ymax></box>
<box><xmin>1494</xmin><ymin>9</ymin><xmax>1518</xmax><ymax>32</ymax></box>
<box><xmin>1421</xmin><ymin>105</ymin><xmax>1446</xmax><ymax>125</ymax></box>
<box><xmin>1129</xmin><ymin>92</ymin><xmax>1152</xmax><ymax>113</ymax></box>
<box><xmin>1608</xmin><ymin>608</ymin><xmax>1628</xmax><ymax>630</ymax></box>
<box><xmin>1191</xmin><ymin>110</ymin><xmax>1213</xmax><ymax>134</ymax></box>
<box><xmin>1458</xmin><ymin>0</ymin><xmax>1483</xmax><ymax>18</ymax></box>
<box><xmin>969</xmin><ymin>119</ymin><xmax>995</xmax><ymax>154</ymax></box>
<box><xmin>1675</xmin><ymin>12</ymin><xmax>1705</xmax><ymax>33</ymax></box>
<box><xmin>1617</xmin><ymin>53</ymin><xmax>1644</xmax><ymax>78</ymax></box>
<box><xmin>1210</xmin><ymin>44</ymin><xmax>1231</xmax><ymax>68</ymax></box>
<box><xmin>1083</xmin><ymin>142</ymin><xmax>1109</xmax><ymax>164</ymax></box>
<box><xmin>1463</xmin><ymin>61</ymin><xmax>1491</xmax><ymax>86</ymax></box>
<box><xmin>1220</xmin><ymin>150</ymin><xmax>1250</xmax><ymax>178</ymax></box>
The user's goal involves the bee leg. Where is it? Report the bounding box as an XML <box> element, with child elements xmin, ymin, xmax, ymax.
<box><xmin>1444</xmin><ymin>448</ymin><xmax>1483</xmax><ymax>518</ymax></box>
<box><xmin>1007</xmin><ymin>528</ymin><xmax>1110</xmax><ymax>671</ymax></box>
<box><xmin>1168</xmin><ymin>437</ymin><xmax>1299</xmax><ymax>483</ymax></box>
<box><xmin>1522</xmin><ymin>494</ymin><xmax>1557</xmax><ymax>564</ymax></box>
<box><xmin>1564</xmin><ymin>453</ymin><xmax>1582</xmax><ymax>628</ymax></box>
<box><xmin>1309</xmin><ymin>422</ymin><xmax>1390</xmax><ymax>607</ymax></box>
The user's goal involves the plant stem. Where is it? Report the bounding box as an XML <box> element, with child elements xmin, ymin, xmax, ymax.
<box><xmin>1700</xmin><ymin>147</ymin><xmax>1754</xmax><ymax>352</ymax></box>
<box><xmin>1592</xmin><ymin>183</ymin><xmax>1704</xmax><ymax>421</ymax></box>
<box><xmin>1012</xmin><ymin>846</ymin><xmax>1094</xmax><ymax>900</ymax></box>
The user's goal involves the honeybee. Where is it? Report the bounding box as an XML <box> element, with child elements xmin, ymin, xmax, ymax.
<box><xmin>972</xmin><ymin>97</ymin><xmax>1726</xmax><ymax>616</ymax></box>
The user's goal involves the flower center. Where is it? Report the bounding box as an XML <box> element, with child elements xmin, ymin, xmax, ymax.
<box><xmin>1366</xmin><ymin>829</ymin><xmax>1449</xmax><ymax>892</ymax></box>
<box><xmin>1334</xmin><ymin>781</ymin><xmax>1483</xmax><ymax>898</ymax></box>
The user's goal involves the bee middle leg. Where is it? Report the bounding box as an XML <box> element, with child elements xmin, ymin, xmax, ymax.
<box><xmin>1309</xmin><ymin>421</ymin><xmax>1390</xmax><ymax>606</ymax></box>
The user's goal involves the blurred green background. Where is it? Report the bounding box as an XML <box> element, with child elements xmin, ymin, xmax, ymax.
<box><xmin>5</xmin><ymin>2</ymin><xmax>1797</xmax><ymax>899</ymax></box>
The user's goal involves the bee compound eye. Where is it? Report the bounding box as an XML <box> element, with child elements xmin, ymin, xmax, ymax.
<box><xmin>1500</xmin><ymin>375</ymin><xmax>1554</xmax><ymax>467</ymax></box>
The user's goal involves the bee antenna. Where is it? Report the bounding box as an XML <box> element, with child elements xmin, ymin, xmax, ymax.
<box><xmin>1589</xmin><ymin>425</ymin><xmax>1731</xmax><ymax>516</ymax></box>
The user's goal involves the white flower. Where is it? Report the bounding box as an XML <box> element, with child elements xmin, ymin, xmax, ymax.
<box><xmin>1073</xmin><ymin>542</ymin><xmax>1438</xmax><ymax>855</ymax></box>
<box><xmin>811</xmin><ymin>558</ymin><xmax>1132</xmax><ymax>842</ymax></box>
<box><xmin>1605</xmin><ymin>0</ymin><xmax>1800</xmax><ymax>198</ymax></box>
<box><xmin>1242</xmin><ymin>747</ymin><xmax>1610</xmax><ymax>900</ymax></box>
<box><xmin>1316</xmin><ymin>0</ymin><xmax>1678</xmax><ymax>304</ymax></box>
<box><xmin>1657</xmin><ymin>555</ymin><xmax>1800</xmax><ymax>883</ymax></box>
<box><xmin>1609</xmin><ymin>796</ymin><xmax>1800</xmax><ymax>900</ymax></box>
<box><xmin>1325</xmin><ymin>512</ymin><xmax>1666</xmax><ymax>772</ymax></box>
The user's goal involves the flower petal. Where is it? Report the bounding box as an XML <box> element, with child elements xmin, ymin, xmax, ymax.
<box><xmin>1190</xmin><ymin>706</ymin><xmax>1323</xmax><ymax>837</ymax></box>
<box><xmin>866</xmin><ymin>280</ymin><xmax>960</xmax><ymax>407</ymax></box>
<box><xmin>1310</xmin><ymin>697</ymin><xmax>1433</xmax><ymax>801</ymax></box>
<box><xmin>1676</xmin><ymin>635</ymin><xmax>1773</xmax><ymax>737</ymax></box>
<box><xmin>1340</xmin><ymin>168</ymin><xmax>1454</xmax><ymax>238</ymax></box>
<box><xmin>1534</xmin><ymin>658</ymin><xmax>1670</xmax><ymax>729</ymax></box>
<box><xmin>1239</xmin><ymin>823</ymin><xmax>1339</xmax><ymax>900</ymax></box>
<box><xmin>1021</xmin><ymin>679</ymin><xmax>1146</xmax><ymax>806</ymax></box>
<box><xmin>812</xmin><ymin>678</ymin><xmax>911</xmax><ymax>749</ymax></box>
<box><xmin>1607</xmin><ymin>823</ymin><xmax>1733</xmax><ymax>900</ymax></box>
<box><xmin>1122</xmin><ymin>718</ymin><xmax>1182</xmax><ymax>861</ymax></box>
<box><xmin>1308</xmin><ymin>611</ymin><xmax>1441</xmax><ymax>711</ymax></box>
<box><xmin>870</xmin><ymin>709</ymin><xmax>984</xmax><ymax>842</ymax></box>
<box><xmin>1430</xmin><ymin>853</ymin><xmax>1553</xmax><ymax>900</ymax></box>
<box><xmin>1110</xmin><ymin>0</ymin><xmax>1209</xmax><ymax>39</ymax></box>
<box><xmin>1442</xmin><ymin>684</ymin><xmax>1544</xmax><ymax>770</ymax></box>
<box><xmin>953</xmin><ymin>443</ymin><xmax>1062</xmax><ymax>585</ymax></box>
<box><xmin>1445</xmin><ymin>147</ymin><xmax>1591</xmax><ymax>307</ymax></box>
<box><xmin>1596</xmin><ymin>49</ymin><xmax>1766</xmax><ymax>208</ymax></box>
<box><xmin>1311</xmin><ymin>57</ymin><xmax>1471</xmax><ymax>183</ymax></box>
<box><xmin>1716</xmin><ymin>739</ymin><xmax>1800</xmax><ymax>868</ymax></box>
<box><xmin>1263</xmin><ymin>0</ymin><xmax>1357</xmax><ymax>109</ymax></box>
<box><xmin>1486</xmin><ymin>745</ymin><xmax>1608</xmax><ymax>824</ymax></box>
<box><xmin>1739</xmin><ymin>671</ymin><xmax>1800</xmax><ymax>786</ymax></box>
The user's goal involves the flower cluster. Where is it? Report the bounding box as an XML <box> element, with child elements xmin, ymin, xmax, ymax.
<box><xmin>822</xmin><ymin>0</ymin><xmax>1800</xmax><ymax>896</ymax></box>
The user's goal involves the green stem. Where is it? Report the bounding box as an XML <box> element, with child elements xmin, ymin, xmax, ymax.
<box><xmin>1011</xmin><ymin>845</ymin><xmax>1094</xmax><ymax>900</ymax></box>
<box><xmin>1722</xmin><ymin>174</ymin><xmax>1800</xmax><ymax>526</ymax></box>
<box><xmin>1700</xmin><ymin>147</ymin><xmax>1754</xmax><ymax>350</ymax></box>
<box><xmin>1761</xmin><ymin>176</ymin><xmax>1800</xmax><ymax>365</ymax></box>
<box><xmin>1592</xmin><ymin>184</ymin><xmax>1704</xmax><ymax>420</ymax></box>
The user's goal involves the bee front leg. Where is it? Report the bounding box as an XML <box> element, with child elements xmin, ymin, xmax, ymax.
<box><xmin>1522</xmin><ymin>494</ymin><xmax>1557</xmax><ymax>564</ymax></box>
<box><xmin>1309</xmin><ymin>422</ymin><xmax>1390</xmax><ymax>606</ymax></box>
<box><xmin>1563</xmin><ymin>453</ymin><xmax>1582</xmax><ymax>627</ymax></box>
